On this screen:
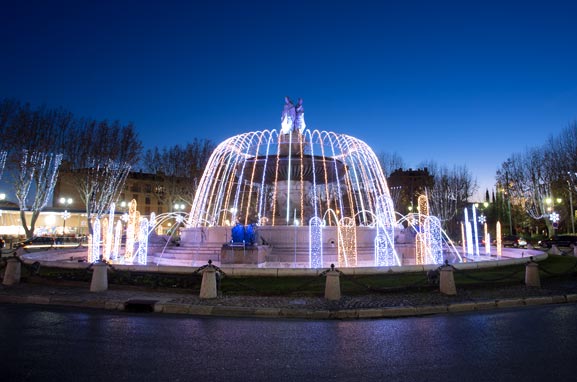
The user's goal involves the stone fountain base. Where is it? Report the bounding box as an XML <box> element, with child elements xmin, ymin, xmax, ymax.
<box><xmin>220</xmin><ymin>244</ymin><xmax>271</xmax><ymax>265</ymax></box>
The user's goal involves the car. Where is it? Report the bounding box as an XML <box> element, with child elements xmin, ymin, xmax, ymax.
<box><xmin>501</xmin><ymin>235</ymin><xmax>527</xmax><ymax>248</ymax></box>
<box><xmin>14</xmin><ymin>236</ymin><xmax>55</xmax><ymax>248</ymax></box>
<box><xmin>538</xmin><ymin>235</ymin><xmax>577</xmax><ymax>249</ymax></box>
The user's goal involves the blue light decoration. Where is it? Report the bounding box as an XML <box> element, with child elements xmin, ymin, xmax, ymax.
<box><xmin>231</xmin><ymin>223</ymin><xmax>246</xmax><ymax>244</ymax></box>
<box><xmin>244</xmin><ymin>224</ymin><xmax>256</xmax><ymax>245</ymax></box>
<box><xmin>309</xmin><ymin>217</ymin><xmax>324</xmax><ymax>268</ymax></box>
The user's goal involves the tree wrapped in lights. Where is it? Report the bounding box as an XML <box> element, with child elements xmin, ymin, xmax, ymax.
<box><xmin>497</xmin><ymin>149</ymin><xmax>553</xmax><ymax>234</ymax></box>
<box><xmin>423</xmin><ymin>162</ymin><xmax>476</xmax><ymax>233</ymax></box>
<box><xmin>141</xmin><ymin>140</ymin><xmax>215</xmax><ymax>213</ymax></box>
<box><xmin>74</xmin><ymin>158</ymin><xmax>131</xmax><ymax>234</ymax></box>
<box><xmin>61</xmin><ymin>119</ymin><xmax>141</xmax><ymax>235</ymax></box>
<box><xmin>14</xmin><ymin>150</ymin><xmax>62</xmax><ymax>237</ymax></box>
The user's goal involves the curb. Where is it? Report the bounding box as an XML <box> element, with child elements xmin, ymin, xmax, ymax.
<box><xmin>2</xmin><ymin>293</ymin><xmax>576</xmax><ymax>319</ymax></box>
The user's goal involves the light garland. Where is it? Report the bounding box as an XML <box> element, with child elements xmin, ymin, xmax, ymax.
<box><xmin>308</xmin><ymin>217</ymin><xmax>323</xmax><ymax>268</ymax></box>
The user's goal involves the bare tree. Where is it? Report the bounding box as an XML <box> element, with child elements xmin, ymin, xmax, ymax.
<box><xmin>14</xmin><ymin>150</ymin><xmax>62</xmax><ymax>237</ymax></box>
<box><xmin>421</xmin><ymin>161</ymin><xmax>477</xmax><ymax>232</ymax></box>
<box><xmin>62</xmin><ymin>119</ymin><xmax>141</xmax><ymax>233</ymax></box>
<box><xmin>377</xmin><ymin>151</ymin><xmax>405</xmax><ymax>177</ymax></box>
<box><xmin>0</xmin><ymin>99</ymin><xmax>71</xmax><ymax>237</ymax></box>
<box><xmin>496</xmin><ymin>148</ymin><xmax>553</xmax><ymax>234</ymax></box>
<box><xmin>141</xmin><ymin>139</ymin><xmax>215</xmax><ymax>211</ymax></box>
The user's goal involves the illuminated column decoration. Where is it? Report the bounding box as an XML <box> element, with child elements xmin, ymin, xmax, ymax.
<box><xmin>415</xmin><ymin>194</ymin><xmax>430</xmax><ymax>265</ymax></box>
<box><xmin>135</xmin><ymin>217</ymin><xmax>149</xmax><ymax>265</ymax></box>
<box><xmin>418</xmin><ymin>194</ymin><xmax>429</xmax><ymax>226</ymax></box>
<box><xmin>496</xmin><ymin>221</ymin><xmax>502</xmax><ymax>258</ymax></box>
<box><xmin>374</xmin><ymin>234</ymin><xmax>387</xmax><ymax>266</ymax></box>
<box><xmin>91</xmin><ymin>218</ymin><xmax>101</xmax><ymax>263</ymax></box>
<box><xmin>472</xmin><ymin>205</ymin><xmax>480</xmax><ymax>257</ymax></box>
<box><xmin>464</xmin><ymin>208</ymin><xmax>473</xmax><ymax>256</ymax></box>
<box><xmin>104</xmin><ymin>203</ymin><xmax>116</xmax><ymax>260</ymax></box>
<box><xmin>149</xmin><ymin>212</ymin><xmax>157</xmax><ymax>234</ymax></box>
<box><xmin>309</xmin><ymin>217</ymin><xmax>324</xmax><ymax>268</ymax></box>
<box><xmin>375</xmin><ymin>194</ymin><xmax>398</xmax><ymax>266</ymax></box>
<box><xmin>124</xmin><ymin>199</ymin><xmax>139</xmax><ymax>263</ymax></box>
<box><xmin>338</xmin><ymin>217</ymin><xmax>356</xmax><ymax>267</ymax></box>
<box><xmin>423</xmin><ymin>216</ymin><xmax>443</xmax><ymax>264</ymax></box>
<box><xmin>415</xmin><ymin>233</ymin><xmax>425</xmax><ymax>265</ymax></box>
<box><xmin>112</xmin><ymin>220</ymin><xmax>122</xmax><ymax>261</ymax></box>
<box><xmin>101</xmin><ymin>218</ymin><xmax>109</xmax><ymax>261</ymax></box>
<box><xmin>483</xmin><ymin>222</ymin><xmax>490</xmax><ymax>255</ymax></box>
<box><xmin>460</xmin><ymin>222</ymin><xmax>466</xmax><ymax>255</ymax></box>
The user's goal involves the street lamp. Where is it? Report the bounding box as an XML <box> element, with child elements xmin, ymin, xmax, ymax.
<box><xmin>59</xmin><ymin>197</ymin><xmax>73</xmax><ymax>235</ymax></box>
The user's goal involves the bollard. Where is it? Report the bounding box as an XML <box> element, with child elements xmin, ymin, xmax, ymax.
<box><xmin>549</xmin><ymin>245</ymin><xmax>562</xmax><ymax>255</ymax></box>
<box><xmin>573</xmin><ymin>245</ymin><xmax>577</xmax><ymax>257</ymax></box>
<box><xmin>2</xmin><ymin>257</ymin><xmax>22</xmax><ymax>286</ymax></box>
<box><xmin>90</xmin><ymin>261</ymin><xmax>108</xmax><ymax>292</ymax></box>
<box><xmin>525</xmin><ymin>260</ymin><xmax>541</xmax><ymax>288</ymax></box>
<box><xmin>199</xmin><ymin>264</ymin><xmax>218</xmax><ymax>299</ymax></box>
<box><xmin>324</xmin><ymin>264</ymin><xmax>341</xmax><ymax>301</ymax></box>
<box><xmin>439</xmin><ymin>265</ymin><xmax>457</xmax><ymax>295</ymax></box>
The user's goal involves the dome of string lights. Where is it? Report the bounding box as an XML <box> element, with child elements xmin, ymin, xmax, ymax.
<box><xmin>187</xmin><ymin>100</ymin><xmax>394</xmax><ymax>229</ymax></box>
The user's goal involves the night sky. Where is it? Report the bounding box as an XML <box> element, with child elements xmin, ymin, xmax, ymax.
<box><xmin>2</xmin><ymin>0</ymin><xmax>577</xmax><ymax>200</ymax></box>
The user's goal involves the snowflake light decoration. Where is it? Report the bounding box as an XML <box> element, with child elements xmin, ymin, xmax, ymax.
<box><xmin>478</xmin><ymin>214</ymin><xmax>486</xmax><ymax>224</ymax></box>
<box><xmin>549</xmin><ymin>212</ymin><xmax>560</xmax><ymax>223</ymax></box>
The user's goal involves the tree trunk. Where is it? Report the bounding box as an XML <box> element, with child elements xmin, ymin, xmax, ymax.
<box><xmin>20</xmin><ymin>210</ymin><xmax>40</xmax><ymax>239</ymax></box>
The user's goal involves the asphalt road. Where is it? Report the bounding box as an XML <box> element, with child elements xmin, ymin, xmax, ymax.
<box><xmin>1</xmin><ymin>303</ymin><xmax>577</xmax><ymax>381</ymax></box>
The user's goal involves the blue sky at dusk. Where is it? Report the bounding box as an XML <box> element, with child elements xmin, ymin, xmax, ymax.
<box><xmin>2</xmin><ymin>0</ymin><xmax>577</xmax><ymax>200</ymax></box>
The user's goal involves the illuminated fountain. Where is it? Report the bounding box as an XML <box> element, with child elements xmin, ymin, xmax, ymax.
<box><xmin>178</xmin><ymin>97</ymin><xmax>399</xmax><ymax>268</ymax></box>
<box><xmin>19</xmin><ymin>100</ymin><xmax>539</xmax><ymax>269</ymax></box>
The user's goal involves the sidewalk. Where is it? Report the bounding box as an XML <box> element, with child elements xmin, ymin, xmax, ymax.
<box><xmin>2</xmin><ymin>276</ymin><xmax>577</xmax><ymax>319</ymax></box>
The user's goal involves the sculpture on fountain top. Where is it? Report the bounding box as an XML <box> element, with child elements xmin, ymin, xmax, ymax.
<box><xmin>280</xmin><ymin>96</ymin><xmax>306</xmax><ymax>135</ymax></box>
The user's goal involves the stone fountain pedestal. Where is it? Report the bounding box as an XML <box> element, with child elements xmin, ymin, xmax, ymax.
<box><xmin>220</xmin><ymin>245</ymin><xmax>271</xmax><ymax>265</ymax></box>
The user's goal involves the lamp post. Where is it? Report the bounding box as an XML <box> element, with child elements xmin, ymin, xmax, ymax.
<box><xmin>59</xmin><ymin>197</ymin><xmax>73</xmax><ymax>236</ymax></box>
